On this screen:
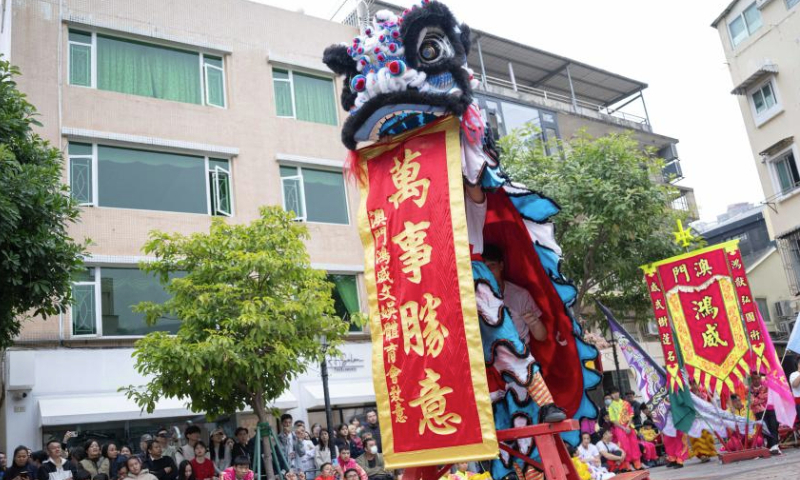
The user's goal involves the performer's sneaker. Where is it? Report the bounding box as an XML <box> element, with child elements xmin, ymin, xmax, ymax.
<box><xmin>769</xmin><ymin>445</ymin><xmax>782</xmax><ymax>455</ymax></box>
<box><xmin>665</xmin><ymin>461</ymin><xmax>677</xmax><ymax>468</ymax></box>
<box><xmin>539</xmin><ymin>403</ymin><xmax>567</xmax><ymax>423</ymax></box>
<box><xmin>673</xmin><ymin>463</ymin><xmax>684</xmax><ymax>469</ymax></box>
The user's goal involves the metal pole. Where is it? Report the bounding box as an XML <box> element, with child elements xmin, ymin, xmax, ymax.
<box><xmin>321</xmin><ymin>352</ymin><xmax>334</xmax><ymax>444</ymax></box>
<box><xmin>476</xmin><ymin>36</ymin><xmax>487</xmax><ymax>91</ymax></box>
<box><xmin>611</xmin><ymin>337</ymin><xmax>623</xmax><ymax>389</ymax></box>
<box><xmin>640</xmin><ymin>89</ymin><xmax>652</xmax><ymax>129</ymax></box>
<box><xmin>565</xmin><ymin>63</ymin><xmax>578</xmax><ymax>111</ymax></box>
<box><xmin>508</xmin><ymin>62</ymin><xmax>517</xmax><ymax>91</ymax></box>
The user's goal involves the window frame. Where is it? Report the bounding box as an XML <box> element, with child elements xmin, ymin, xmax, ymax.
<box><xmin>748</xmin><ymin>77</ymin><xmax>782</xmax><ymax>126</ymax></box>
<box><xmin>327</xmin><ymin>272</ymin><xmax>364</xmax><ymax>333</ymax></box>
<box><xmin>67</xmin><ymin>143</ymin><xmax>97</xmax><ymax>206</ymax></box>
<box><xmin>67</xmin><ymin>28</ymin><xmax>226</xmax><ymax>108</ymax></box>
<box><xmin>67</xmin><ymin>30</ymin><xmax>96</xmax><ymax>88</ymax></box>
<box><xmin>202</xmin><ymin>54</ymin><xmax>227</xmax><ymax>108</ymax></box>
<box><xmin>71</xmin><ymin>267</ymin><xmax>102</xmax><ymax>338</ymax></box>
<box><xmin>67</xmin><ymin>141</ymin><xmax>234</xmax><ymax>216</ymax></box>
<box><xmin>279</xmin><ymin>163</ymin><xmax>350</xmax><ymax>225</ymax></box>
<box><xmin>728</xmin><ymin>2</ymin><xmax>763</xmax><ymax>48</ymax></box>
<box><xmin>272</xmin><ymin>67</ymin><xmax>338</xmax><ymax>126</ymax></box>
<box><xmin>767</xmin><ymin>144</ymin><xmax>800</xmax><ymax>198</ymax></box>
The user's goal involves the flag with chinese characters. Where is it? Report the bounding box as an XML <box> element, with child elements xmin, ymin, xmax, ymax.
<box><xmin>642</xmin><ymin>241</ymin><xmax>752</xmax><ymax>400</ymax></box>
<box><xmin>357</xmin><ymin>116</ymin><xmax>497</xmax><ymax>469</ymax></box>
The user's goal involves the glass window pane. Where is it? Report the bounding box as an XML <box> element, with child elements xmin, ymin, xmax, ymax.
<box><xmin>292</xmin><ymin>72</ymin><xmax>337</xmax><ymax>125</ymax></box>
<box><xmin>274</xmin><ymin>79</ymin><xmax>294</xmax><ymax>117</ymax></box>
<box><xmin>70</xmin><ymin>157</ymin><xmax>93</xmax><ymax>204</ymax></box>
<box><xmin>501</xmin><ymin>101</ymin><xmax>541</xmax><ymax>134</ymax></box>
<box><xmin>788</xmin><ymin>0</ymin><xmax>800</xmax><ymax>8</ymax></box>
<box><xmin>98</xmin><ymin>146</ymin><xmax>207</xmax><ymax>214</ymax></box>
<box><xmin>72</xmin><ymin>267</ymin><xmax>96</xmax><ymax>282</ymax></box>
<box><xmin>329</xmin><ymin>274</ymin><xmax>361</xmax><ymax>332</ymax></box>
<box><xmin>282</xmin><ymin>176</ymin><xmax>304</xmax><ymax>219</ymax></box>
<box><xmin>762</xmin><ymin>84</ymin><xmax>776</xmax><ymax>109</ymax></box>
<box><xmin>752</xmin><ymin>90</ymin><xmax>765</xmax><ymax>113</ymax></box>
<box><xmin>100</xmin><ymin>268</ymin><xmax>182</xmax><ymax>336</ymax></box>
<box><xmin>72</xmin><ymin>283</ymin><xmax>97</xmax><ymax>336</ymax></box>
<box><xmin>273</xmin><ymin>69</ymin><xmax>289</xmax><ymax>80</ymax></box>
<box><xmin>69</xmin><ymin>30</ymin><xmax>92</xmax><ymax>44</ymax></box>
<box><xmin>204</xmin><ymin>55</ymin><xmax>223</xmax><ymax>69</ymax></box>
<box><xmin>69</xmin><ymin>43</ymin><xmax>92</xmax><ymax>87</ymax></box>
<box><xmin>211</xmin><ymin>168</ymin><xmax>232</xmax><ymax>216</ymax></box>
<box><xmin>69</xmin><ymin>142</ymin><xmax>92</xmax><ymax>156</ymax></box>
<box><xmin>280</xmin><ymin>166</ymin><xmax>298</xmax><ymax>177</ymax></box>
<box><xmin>755</xmin><ymin>298</ymin><xmax>771</xmax><ymax>323</ymax></box>
<box><xmin>744</xmin><ymin>3</ymin><xmax>763</xmax><ymax>33</ymax></box>
<box><xmin>97</xmin><ymin>35</ymin><xmax>201</xmax><ymax>104</ymax></box>
<box><xmin>205</xmin><ymin>65</ymin><xmax>225</xmax><ymax>107</ymax></box>
<box><xmin>303</xmin><ymin>169</ymin><xmax>348</xmax><ymax>224</ymax></box>
<box><xmin>729</xmin><ymin>16</ymin><xmax>747</xmax><ymax>45</ymax></box>
<box><xmin>209</xmin><ymin>158</ymin><xmax>229</xmax><ymax>171</ymax></box>
<box><xmin>777</xmin><ymin>159</ymin><xmax>793</xmax><ymax>193</ymax></box>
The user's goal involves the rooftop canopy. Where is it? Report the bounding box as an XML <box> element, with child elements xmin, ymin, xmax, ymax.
<box><xmin>345</xmin><ymin>1</ymin><xmax>649</xmax><ymax>108</ymax></box>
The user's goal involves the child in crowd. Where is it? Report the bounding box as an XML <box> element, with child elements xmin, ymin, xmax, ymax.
<box><xmin>219</xmin><ymin>456</ymin><xmax>254</xmax><ymax>480</ymax></box>
<box><xmin>314</xmin><ymin>463</ymin><xmax>335</xmax><ymax>480</ymax></box>
<box><xmin>189</xmin><ymin>443</ymin><xmax>214</xmax><ymax>480</ymax></box>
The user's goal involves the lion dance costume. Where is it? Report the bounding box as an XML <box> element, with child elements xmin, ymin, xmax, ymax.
<box><xmin>323</xmin><ymin>2</ymin><xmax>601</xmax><ymax>479</ymax></box>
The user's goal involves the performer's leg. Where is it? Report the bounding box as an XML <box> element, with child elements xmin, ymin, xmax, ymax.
<box><xmin>528</xmin><ymin>372</ymin><xmax>566</xmax><ymax>423</ymax></box>
<box><xmin>763</xmin><ymin>409</ymin><xmax>780</xmax><ymax>451</ymax></box>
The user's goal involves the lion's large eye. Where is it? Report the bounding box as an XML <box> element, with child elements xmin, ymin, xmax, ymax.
<box><xmin>417</xmin><ymin>28</ymin><xmax>453</xmax><ymax>65</ymax></box>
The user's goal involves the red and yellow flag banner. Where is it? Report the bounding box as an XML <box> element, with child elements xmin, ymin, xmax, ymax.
<box><xmin>642</xmin><ymin>241</ymin><xmax>750</xmax><ymax>398</ymax></box>
<box><xmin>357</xmin><ymin>116</ymin><xmax>497</xmax><ymax>469</ymax></box>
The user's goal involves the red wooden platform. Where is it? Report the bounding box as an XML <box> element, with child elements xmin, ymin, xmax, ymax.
<box><xmin>405</xmin><ymin>420</ymin><xmax>649</xmax><ymax>480</ymax></box>
<box><xmin>718</xmin><ymin>447</ymin><xmax>771</xmax><ymax>464</ymax></box>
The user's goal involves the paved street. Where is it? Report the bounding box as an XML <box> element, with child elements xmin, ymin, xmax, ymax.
<box><xmin>650</xmin><ymin>448</ymin><xmax>800</xmax><ymax>480</ymax></box>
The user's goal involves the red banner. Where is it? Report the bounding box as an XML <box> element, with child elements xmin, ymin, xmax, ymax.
<box><xmin>642</xmin><ymin>242</ymin><xmax>750</xmax><ymax>398</ymax></box>
<box><xmin>358</xmin><ymin>116</ymin><xmax>496</xmax><ymax>468</ymax></box>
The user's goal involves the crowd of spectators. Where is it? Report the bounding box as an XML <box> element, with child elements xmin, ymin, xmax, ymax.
<box><xmin>0</xmin><ymin>410</ymin><xmax>391</xmax><ymax>480</ymax></box>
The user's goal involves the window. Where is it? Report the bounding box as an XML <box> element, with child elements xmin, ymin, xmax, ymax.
<box><xmin>751</xmin><ymin>81</ymin><xmax>777</xmax><ymax>115</ymax></box>
<box><xmin>68</xmin><ymin>142</ymin><xmax>94</xmax><ymax>205</ymax></box>
<box><xmin>771</xmin><ymin>149</ymin><xmax>800</xmax><ymax>195</ymax></box>
<box><xmin>329</xmin><ymin>274</ymin><xmax>361</xmax><ymax>332</ymax></box>
<box><xmin>280</xmin><ymin>165</ymin><xmax>349</xmax><ymax>224</ymax></box>
<box><xmin>273</xmin><ymin>68</ymin><xmax>338</xmax><ymax>126</ymax></box>
<box><xmin>728</xmin><ymin>2</ymin><xmax>763</xmax><ymax>47</ymax></box>
<box><xmin>68</xmin><ymin>30</ymin><xmax>92</xmax><ymax>87</ymax></box>
<box><xmin>777</xmin><ymin>231</ymin><xmax>800</xmax><ymax>296</ymax></box>
<box><xmin>68</xmin><ymin>142</ymin><xmax>233</xmax><ymax>216</ymax></box>
<box><xmin>787</xmin><ymin>0</ymin><xmax>799</xmax><ymax>9</ymax></box>
<box><xmin>71</xmin><ymin>267</ymin><xmax>182</xmax><ymax>337</ymax></box>
<box><xmin>755</xmin><ymin>298</ymin><xmax>771</xmax><ymax>323</ymax></box>
<box><xmin>68</xmin><ymin>29</ymin><xmax>225</xmax><ymax>107</ymax></box>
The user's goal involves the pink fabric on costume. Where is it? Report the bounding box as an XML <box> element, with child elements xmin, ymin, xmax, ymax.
<box><xmin>638</xmin><ymin>440</ymin><xmax>657</xmax><ymax>462</ymax></box>
<box><xmin>662</xmin><ymin>432</ymin><xmax>689</xmax><ymax>463</ymax></box>
<box><xmin>611</xmin><ymin>426</ymin><xmax>641</xmax><ymax>463</ymax></box>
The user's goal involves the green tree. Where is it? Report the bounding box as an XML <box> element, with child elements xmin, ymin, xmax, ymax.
<box><xmin>501</xmin><ymin>129</ymin><xmax>690</xmax><ymax>326</ymax></box>
<box><xmin>0</xmin><ymin>57</ymin><xmax>86</xmax><ymax>348</ymax></box>
<box><xmin>122</xmin><ymin>207</ymin><xmax>349</xmax><ymax>480</ymax></box>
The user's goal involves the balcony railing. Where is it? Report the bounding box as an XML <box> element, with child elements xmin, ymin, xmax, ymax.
<box><xmin>474</xmin><ymin>73</ymin><xmax>650</xmax><ymax>129</ymax></box>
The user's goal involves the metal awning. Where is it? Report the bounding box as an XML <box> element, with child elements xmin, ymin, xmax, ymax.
<box><xmin>38</xmin><ymin>391</ymin><xmax>297</xmax><ymax>426</ymax></box>
<box><xmin>731</xmin><ymin>63</ymin><xmax>778</xmax><ymax>95</ymax></box>
<box><xmin>759</xmin><ymin>136</ymin><xmax>793</xmax><ymax>157</ymax></box>
<box><xmin>364</xmin><ymin>1</ymin><xmax>648</xmax><ymax>108</ymax></box>
<box><xmin>468</xmin><ymin>31</ymin><xmax>647</xmax><ymax>107</ymax></box>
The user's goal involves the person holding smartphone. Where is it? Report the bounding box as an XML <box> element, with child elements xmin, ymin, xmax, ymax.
<box><xmin>6</xmin><ymin>447</ymin><xmax>36</xmax><ymax>480</ymax></box>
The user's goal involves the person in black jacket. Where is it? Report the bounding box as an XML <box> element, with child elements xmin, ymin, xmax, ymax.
<box><xmin>361</xmin><ymin>411</ymin><xmax>381</xmax><ymax>453</ymax></box>
<box><xmin>37</xmin><ymin>440</ymin><xmax>77</xmax><ymax>480</ymax></box>
<box><xmin>144</xmin><ymin>441</ymin><xmax>177</xmax><ymax>480</ymax></box>
<box><xmin>229</xmin><ymin>429</ymin><xmax>253</xmax><ymax>469</ymax></box>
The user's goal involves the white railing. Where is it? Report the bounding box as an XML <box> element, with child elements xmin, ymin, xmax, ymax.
<box><xmin>474</xmin><ymin>73</ymin><xmax>650</xmax><ymax>128</ymax></box>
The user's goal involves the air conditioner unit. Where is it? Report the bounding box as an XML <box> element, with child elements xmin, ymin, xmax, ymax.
<box><xmin>779</xmin><ymin>321</ymin><xmax>795</xmax><ymax>335</ymax></box>
<box><xmin>776</xmin><ymin>300</ymin><xmax>793</xmax><ymax>318</ymax></box>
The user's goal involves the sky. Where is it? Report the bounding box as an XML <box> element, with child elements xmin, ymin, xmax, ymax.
<box><xmin>252</xmin><ymin>0</ymin><xmax>763</xmax><ymax>222</ymax></box>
